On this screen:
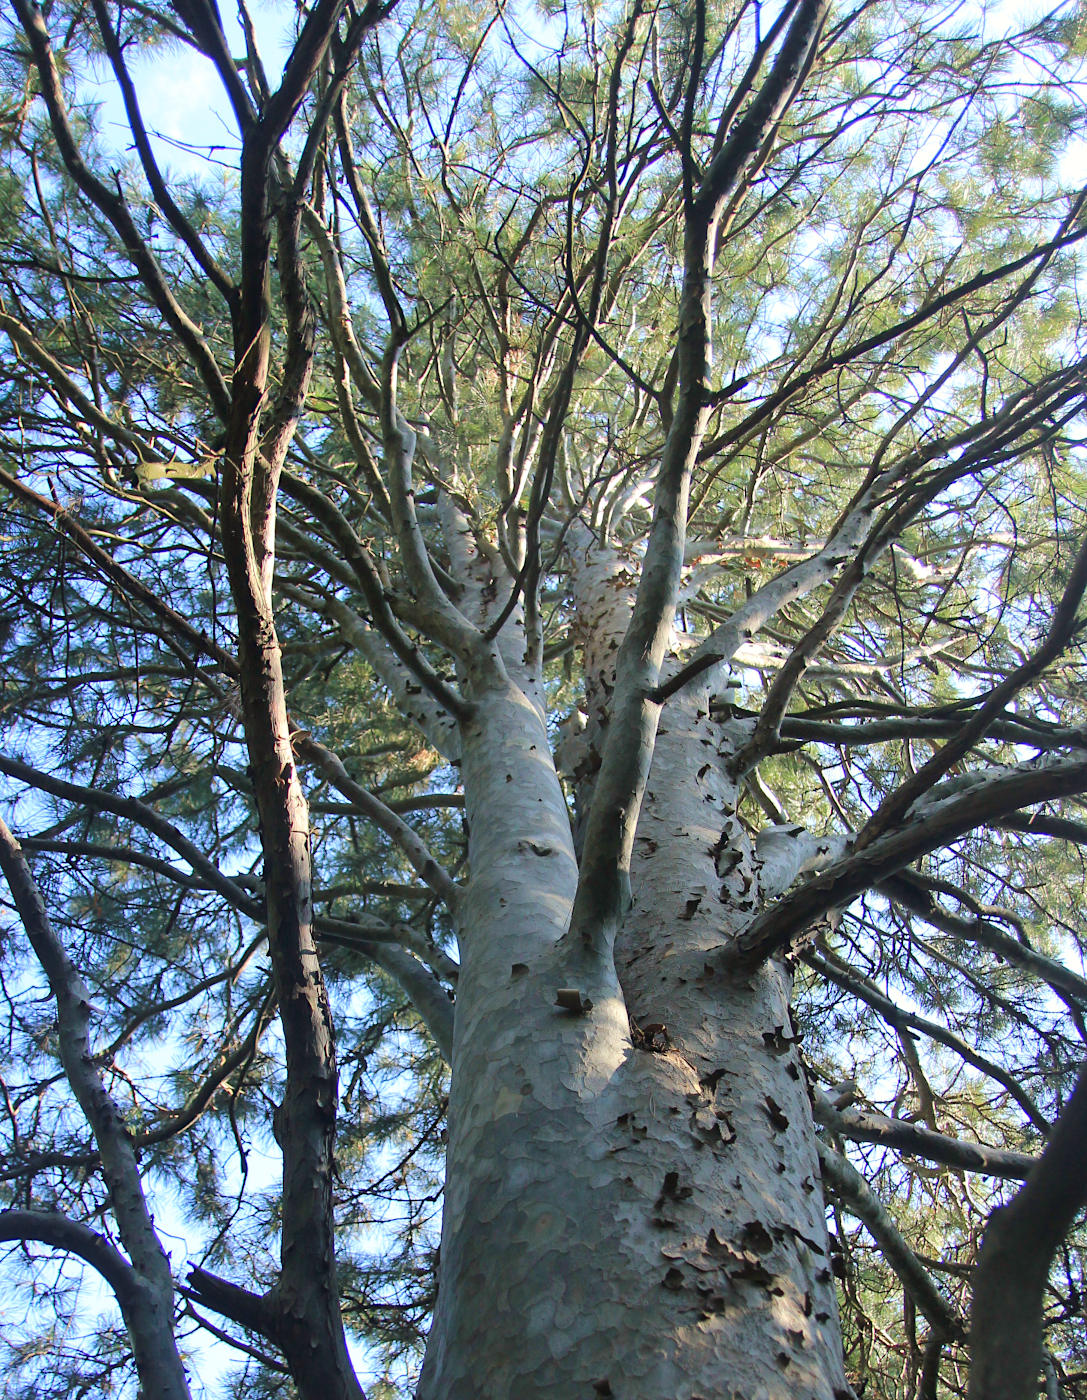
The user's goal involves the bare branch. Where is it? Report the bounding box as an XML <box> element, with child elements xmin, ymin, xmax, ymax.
<box><xmin>0</xmin><ymin>818</ymin><xmax>189</xmax><ymax>1400</ymax></box>
<box><xmin>818</xmin><ymin>1140</ymin><xmax>964</xmax><ymax>1340</ymax></box>
<box><xmin>814</xmin><ymin>1099</ymin><xmax>1037</xmax><ymax>1181</ymax></box>
<box><xmin>722</xmin><ymin>756</ymin><xmax>1087</xmax><ymax>971</ymax></box>
<box><xmin>969</xmin><ymin>1064</ymin><xmax>1087</xmax><ymax>1400</ymax></box>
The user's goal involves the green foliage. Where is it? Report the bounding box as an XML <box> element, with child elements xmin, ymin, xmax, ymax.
<box><xmin>0</xmin><ymin>0</ymin><xmax>1085</xmax><ymax>1394</ymax></box>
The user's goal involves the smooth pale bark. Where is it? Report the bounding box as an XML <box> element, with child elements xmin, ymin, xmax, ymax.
<box><xmin>419</xmin><ymin>535</ymin><xmax>850</xmax><ymax>1399</ymax></box>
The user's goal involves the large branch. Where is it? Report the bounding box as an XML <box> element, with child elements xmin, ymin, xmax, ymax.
<box><xmin>818</xmin><ymin>1141</ymin><xmax>964</xmax><ymax>1340</ymax></box>
<box><xmin>968</xmin><ymin>1064</ymin><xmax>1087</xmax><ymax>1400</ymax></box>
<box><xmin>0</xmin><ymin>820</ymin><xmax>190</xmax><ymax>1400</ymax></box>
<box><xmin>569</xmin><ymin>0</ymin><xmax>830</xmax><ymax>957</ymax></box>
<box><xmin>814</xmin><ymin>1099</ymin><xmax>1037</xmax><ymax>1181</ymax></box>
<box><xmin>0</xmin><ymin>1209</ymin><xmax>145</xmax><ymax>1311</ymax></box>
<box><xmin>721</xmin><ymin>755</ymin><xmax>1087</xmax><ymax>970</ymax></box>
<box><xmin>357</xmin><ymin>940</ymin><xmax>454</xmax><ymax>1063</ymax></box>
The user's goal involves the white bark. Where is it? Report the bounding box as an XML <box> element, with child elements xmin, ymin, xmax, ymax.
<box><xmin>419</xmin><ymin>530</ymin><xmax>851</xmax><ymax>1398</ymax></box>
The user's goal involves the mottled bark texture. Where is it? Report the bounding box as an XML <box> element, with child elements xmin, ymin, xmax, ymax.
<box><xmin>419</xmin><ymin>537</ymin><xmax>850</xmax><ymax>1399</ymax></box>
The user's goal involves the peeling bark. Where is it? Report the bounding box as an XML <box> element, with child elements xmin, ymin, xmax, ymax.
<box><xmin>419</xmin><ymin>541</ymin><xmax>850</xmax><ymax>1397</ymax></box>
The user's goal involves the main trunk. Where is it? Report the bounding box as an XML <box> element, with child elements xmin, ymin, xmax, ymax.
<box><xmin>419</xmin><ymin>547</ymin><xmax>850</xmax><ymax>1398</ymax></box>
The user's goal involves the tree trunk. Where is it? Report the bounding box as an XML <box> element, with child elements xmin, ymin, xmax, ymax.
<box><xmin>419</xmin><ymin>541</ymin><xmax>850</xmax><ymax>1399</ymax></box>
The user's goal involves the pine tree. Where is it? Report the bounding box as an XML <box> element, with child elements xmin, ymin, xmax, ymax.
<box><xmin>1</xmin><ymin>1</ymin><xmax>1087</xmax><ymax>1395</ymax></box>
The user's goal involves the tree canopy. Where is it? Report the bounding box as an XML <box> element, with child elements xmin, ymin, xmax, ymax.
<box><xmin>0</xmin><ymin>0</ymin><xmax>1087</xmax><ymax>1395</ymax></box>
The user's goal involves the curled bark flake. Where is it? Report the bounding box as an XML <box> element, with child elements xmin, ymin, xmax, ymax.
<box><xmin>629</xmin><ymin>1015</ymin><xmax>670</xmax><ymax>1052</ymax></box>
<box><xmin>763</xmin><ymin>1024</ymin><xmax>802</xmax><ymax>1055</ymax></box>
<box><xmin>554</xmin><ymin>987</ymin><xmax>594</xmax><ymax>1014</ymax></box>
<box><xmin>763</xmin><ymin>1095</ymin><xmax>790</xmax><ymax>1130</ymax></box>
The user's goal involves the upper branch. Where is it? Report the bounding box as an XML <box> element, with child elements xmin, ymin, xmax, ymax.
<box><xmin>694</xmin><ymin>0</ymin><xmax>827</xmax><ymax>224</ymax></box>
<box><xmin>722</xmin><ymin>755</ymin><xmax>1087</xmax><ymax>971</ymax></box>
<box><xmin>13</xmin><ymin>0</ymin><xmax>232</xmax><ymax>421</ymax></box>
<box><xmin>854</xmin><ymin>531</ymin><xmax>1087</xmax><ymax>850</ymax></box>
<box><xmin>90</xmin><ymin>0</ymin><xmax>236</xmax><ymax>305</ymax></box>
<box><xmin>570</xmin><ymin>0</ymin><xmax>830</xmax><ymax>955</ymax></box>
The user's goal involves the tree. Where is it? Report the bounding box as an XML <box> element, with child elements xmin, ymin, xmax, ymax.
<box><xmin>0</xmin><ymin>0</ymin><xmax>1086</xmax><ymax>1394</ymax></box>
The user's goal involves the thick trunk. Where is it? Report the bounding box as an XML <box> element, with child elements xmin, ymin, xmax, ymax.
<box><xmin>419</xmin><ymin>571</ymin><xmax>850</xmax><ymax>1395</ymax></box>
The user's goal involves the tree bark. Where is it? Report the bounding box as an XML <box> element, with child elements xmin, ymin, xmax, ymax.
<box><xmin>968</xmin><ymin>1064</ymin><xmax>1087</xmax><ymax>1400</ymax></box>
<box><xmin>419</xmin><ymin>537</ymin><xmax>850</xmax><ymax>1398</ymax></box>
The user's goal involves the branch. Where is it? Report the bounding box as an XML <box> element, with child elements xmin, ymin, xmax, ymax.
<box><xmin>355</xmin><ymin>940</ymin><xmax>454</xmax><ymax>1064</ymax></box>
<box><xmin>277</xmin><ymin>475</ymin><xmax>467</xmax><ymax>718</ymax></box>
<box><xmin>879</xmin><ymin>869</ymin><xmax>1087</xmax><ymax>1008</ymax></box>
<box><xmin>90</xmin><ymin>0</ymin><xmax>235</xmax><ymax>303</ymax></box>
<box><xmin>694</xmin><ymin>0</ymin><xmax>828</xmax><ymax>222</ymax></box>
<box><xmin>13</xmin><ymin>0</ymin><xmax>232</xmax><ymax>420</ymax></box>
<box><xmin>0</xmin><ymin>463</ymin><xmax>238</xmax><ymax>677</ymax></box>
<box><xmin>968</xmin><ymin>1064</ymin><xmax>1087</xmax><ymax>1400</ymax></box>
<box><xmin>814</xmin><ymin>1099</ymin><xmax>1037</xmax><ymax>1181</ymax></box>
<box><xmin>0</xmin><ymin>819</ymin><xmax>189</xmax><ymax>1400</ymax></box>
<box><xmin>563</xmin><ymin>23</ymin><xmax>745</xmax><ymax>945</ymax></box>
<box><xmin>300</xmin><ymin>204</ymin><xmax>382</xmax><ymax>415</ymax></box>
<box><xmin>0</xmin><ymin>310</ymin><xmax>149</xmax><ymax>455</ymax></box>
<box><xmin>818</xmin><ymin>1141</ymin><xmax>964</xmax><ymax>1340</ymax></box>
<box><xmin>0</xmin><ymin>1209</ymin><xmax>141</xmax><ymax>1310</ymax></box>
<box><xmin>651</xmin><ymin>457</ymin><xmax>900</xmax><ymax>703</ymax></box>
<box><xmin>856</xmin><ymin>530</ymin><xmax>1087</xmax><ymax>850</ymax></box>
<box><xmin>806</xmin><ymin>947</ymin><xmax>1049</xmax><ymax>1132</ymax></box>
<box><xmin>775</xmin><ymin>710</ymin><xmax>1085</xmax><ymax>754</ymax></box>
<box><xmin>721</xmin><ymin>755</ymin><xmax>1087</xmax><ymax>971</ymax></box>
<box><xmin>184</xmin><ymin>1263</ymin><xmax>275</xmax><ymax>1339</ymax></box>
<box><xmin>293</xmin><ymin>734</ymin><xmax>459</xmax><ymax>909</ymax></box>
<box><xmin>169</xmin><ymin>0</ymin><xmax>258</xmax><ymax>135</ymax></box>
<box><xmin>0</xmin><ymin>755</ymin><xmax>262</xmax><ymax>920</ymax></box>
<box><xmin>562</xmin><ymin>1</ymin><xmax>829</xmax><ymax>954</ymax></box>
<box><xmin>699</xmin><ymin>194</ymin><xmax>1087</xmax><ymax>454</ymax></box>
<box><xmin>380</xmin><ymin>347</ymin><xmax>487</xmax><ymax>664</ymax></box>
<box><xmin>278</xmin><ymin>580</ymin><xmax>461</xmax><ymax>756</ymax></box>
